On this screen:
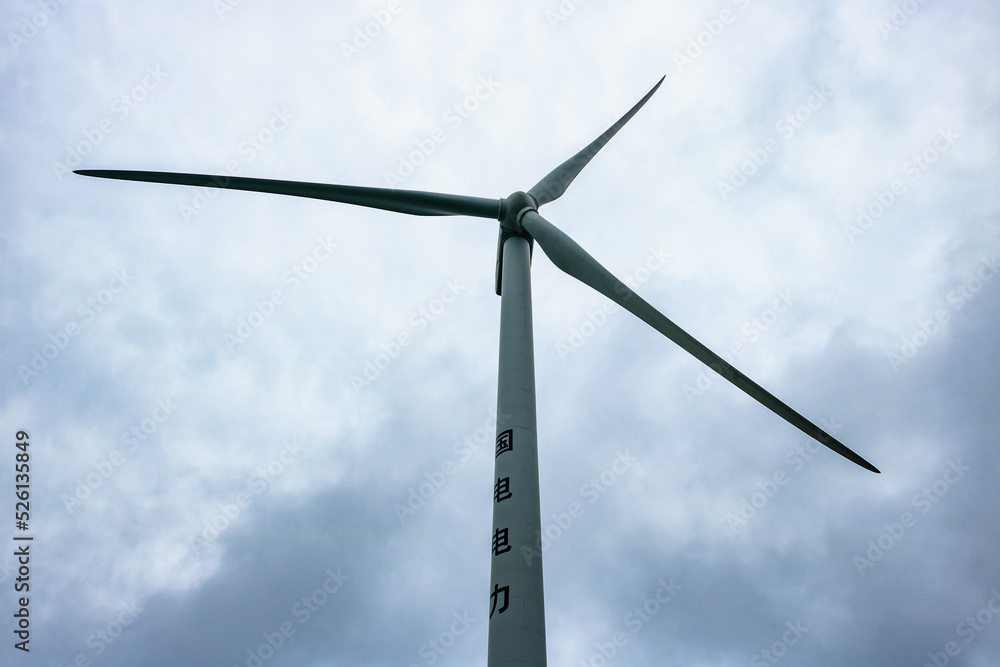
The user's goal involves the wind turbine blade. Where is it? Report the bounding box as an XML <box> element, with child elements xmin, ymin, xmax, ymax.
<box><xmin>74</xmin><ymin>170</ymin><xmax>502</xmax><ymax>219</ymax></box>
<box><xmin>527</xmin><ymin>76</ymin><xmax>665</xmax><ymax>207</ymax></box>
<box><xmin>520</xmin><ymin>210</ymin><xmax>880</xmax><ymax>473</ymax></box>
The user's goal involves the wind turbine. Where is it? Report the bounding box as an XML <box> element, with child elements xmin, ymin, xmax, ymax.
<box><xmin>76</xmin><ymin>75</ymin><xmax>879</xmax><ymax>667</ymax></box>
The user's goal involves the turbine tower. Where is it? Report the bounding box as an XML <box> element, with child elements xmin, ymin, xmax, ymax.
<box><xmin>76</xmin><ymin>75</ymin><xmax>879</xmax><ymax>667</ymax></box>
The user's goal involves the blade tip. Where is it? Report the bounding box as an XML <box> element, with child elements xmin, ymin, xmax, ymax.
<box><xmin>853</xmin><ymin>454</ymin><xmax>880</xmax><ymax>474</ymax></box>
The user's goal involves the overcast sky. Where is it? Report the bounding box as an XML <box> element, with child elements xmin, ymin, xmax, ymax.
<box><xmin>2</xmin><ymin>1</ymin><xmax>999</xmax><ymax>666</ymax></box>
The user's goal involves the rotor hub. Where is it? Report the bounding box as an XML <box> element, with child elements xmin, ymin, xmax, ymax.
<box><xmin>498</xmin><ymin>190</ymin><xmax>538</xmax><ymax>236</ymax></box>
<box><xmin>494</xmin><ymin>191</ymin><xmax>538</xmax><ymax>295</ymax></box>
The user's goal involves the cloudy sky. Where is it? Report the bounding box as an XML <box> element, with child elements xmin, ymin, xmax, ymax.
<box><xmin>2</xmin><ymin>1</ymin><xmax>999</xmax><ymax>665</ymax></box>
